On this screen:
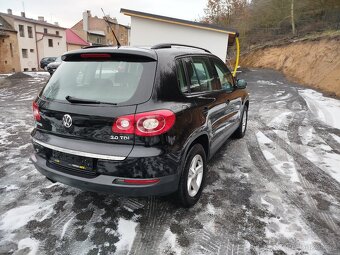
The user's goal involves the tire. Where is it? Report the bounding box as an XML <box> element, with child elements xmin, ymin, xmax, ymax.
<box><xmin>233</xmin><ymin>104</ymin><xmax>248</xmax><ymax>139</ymax></box>
<box><xmin>177</xmin><ymin>143</ymin><xmax>207</xmax><ymax>207</ymax></box>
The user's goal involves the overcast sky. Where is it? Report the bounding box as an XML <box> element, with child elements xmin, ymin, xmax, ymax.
<box><xmin>0</xmin><ymin>0</ymin><xmax>207</xmax><ymax>28</ymax></box>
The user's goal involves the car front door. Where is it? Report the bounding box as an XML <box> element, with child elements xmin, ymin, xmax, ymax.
<box><xmin>210</xmin><ymin>57</ymin><xmax>243</xmax><ymax>139</ymax></box>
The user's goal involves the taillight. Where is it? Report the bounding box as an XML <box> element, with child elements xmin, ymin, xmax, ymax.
<box><xmin>112</xmin><ymin>114</ymin><xmax>134</xmax><ymax>134</ymax></box>
<box><xmin>112</xmin><ymin>110</ymin><xmax>176</xmax><ymax>137</ymax></box>
<box><xmin>32</xmin><ymin>101</ymin><xmax>41</xmax><ymax>121</ymax></box>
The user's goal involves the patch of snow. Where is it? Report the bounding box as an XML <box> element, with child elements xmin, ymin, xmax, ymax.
<box><xmin>159</xmin><ymin>229</ymin><xmax>182</xmax><ymax>255</ymax></box>
<box><xmin>256</xmin><ymin>131</ymin><xmax>273</xmax><ymax>144</ymax></box>
<box><xmin>17</xmin><ymin>238</ymin><xmax>40</xmax><ymax>255</ymax></box>
<box><xmin>268</xmin><ymin>111</ymin><xmax>293</xmax><ymax>129</ymax></box>
<box><xmin>206</xmin><ymin>203</ymin><xmax>216</xmax><ymax>215</ymax></box>
<box><xmin>257</xmin><ymin>80</ymin><xmax>278</xmax><ymax>86</ymax></box>
<box><xmin>115</xmin><ymin>218</ymin><xmax>137</xmax><ymax>253</ymax></box>
<box><xmin>1</xmin><ymin>184</ymin><xmax>19</xmax><ymax>192</ymax></box>
<box><xmin>23</xmin><ymin>71</ymin><xmax>49</xmax><ymax>77</ymax></box>
<box><xmin>0</xmin><ymin>203</ymin><xmax>52</xmax><ymax>232</ymax></box>
<box><xmin>331</xmin><ymin>134</ymin><xmax>340</xmax><ymax>144</ymax></box>
<box><xmin>61</xmin><ymin>215</ymin><xmax>75</xmax><ymax>239</ymax></box>
<box><xmin>299</xmin><ymin>89</ymin><xmax>340</xmax><ymax>129</ymax></box>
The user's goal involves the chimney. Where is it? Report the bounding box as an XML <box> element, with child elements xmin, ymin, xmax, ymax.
<box><xmin>38</xmin><ymin>16</ymin><xmax>44</xmax><ymax>22</ymax></box>
<box><xmin>7</xmin><ymin>9</ymin><xmax>12</xmax><ymax>15</ymax></box>
<box><xmin>54</xmin><ymin>22</ymin><xmax>59</xmax><ymax>26</ymax></box>
<box><xmin>21</xmin><ymin>12</ymin><xmax>25</xmax><ymax>18</ymax></box>
<box><xmin>83</xmin><ymin>10</ymin><xmax>90</xmax><ymax>31</ymax></box>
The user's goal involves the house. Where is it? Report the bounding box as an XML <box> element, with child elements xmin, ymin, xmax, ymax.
<box><xmin>0</xmin><ymin>9</ymin><xmax>67</xmax><ymax>71</ymax></box>
<box><xmin>66</xmin><ymin>29</ymin><xmax>89</xmax><ymax>51</ymax></box>
<box><xmin>71</xmin><ymin>10</ymin><xmax>130</xmax><ymax>46</ymax></box>
<box><xmin>121</xmin><ymin>9</ymin><xmax>238</xmax><ymax>62</ymax></box>
<box><xmin>0</xmin><ymin>15</ymin><xmax>20</xmax><ymax>73</ymax></box>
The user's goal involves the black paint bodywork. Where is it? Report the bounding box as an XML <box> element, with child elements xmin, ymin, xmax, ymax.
<box><xmin>31</xmin><ymin>46</ymin><xmax>249</xmax><ymax>195</ymax></box>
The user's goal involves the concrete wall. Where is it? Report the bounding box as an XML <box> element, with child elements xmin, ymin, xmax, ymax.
<box><xmin>130</xmin><ymin>16</ymin><xmax>229</xmax><ymax>61</ymax></box>
<box><xmin>0</xmin><ymin>32</ymin><xmax>21</xmax><ymax>73</ymax></box>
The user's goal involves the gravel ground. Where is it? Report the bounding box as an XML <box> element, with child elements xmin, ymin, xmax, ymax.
<box><xmin>0</xmin><ymin>69</ymin><xmax>339</xmax><ymax>255</ymax></box>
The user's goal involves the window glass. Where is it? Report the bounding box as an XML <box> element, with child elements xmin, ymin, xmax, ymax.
<box><xmin>27</xmin><ymin>26</ymin><xmax>33</xmax><ymax>38</ymax></box>
<box><xmin>176</xmin><ymin>60</ymin><xmax>188</xmax><ymax>93</ymax></box>
<box><xmin>22</xmin><ymin>49</ymin><xmax>28</xmax><ymax>58</ymax></box>
<box><xmin>212</xmin><ymin>59</ymin><xmax>234</xmax><ymax>91</ymax></box>
<box><xmin>19</xmin><ymin>25</ymin><xmax>24</xmax><ymax>37</ymax></box>
<box><xmin>48</xmin><ymin>39</ymin><xmax>53</xmax><ymax>47</ymax></box>
<box><xmin>41</xmin><ymin>60</ymin><xmax>156</xmax><ymax>105</ymax></box>
<box><xmin>182</xmin><ymin>57</ymin><xmax>214</xmax><ymax>93</ymax></box>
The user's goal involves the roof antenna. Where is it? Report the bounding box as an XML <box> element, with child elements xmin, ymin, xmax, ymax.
<box><xmin>101</xmin><ymin>8</ymin><xmax>121</xmax><ymax>48</ymax></box>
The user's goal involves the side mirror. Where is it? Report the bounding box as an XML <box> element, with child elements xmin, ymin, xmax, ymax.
<box><xmin>236</xmin><ymin>79</ymin><xmax>247</xmax><ymax>89</ymax></box>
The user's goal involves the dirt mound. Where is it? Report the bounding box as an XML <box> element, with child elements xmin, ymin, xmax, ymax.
<box><xmin>6</xmin><ymin>72</ymin><xmax>32</xmax><ymax>79</ymax></box>
<box><xmin>241</xmin><ymin>36</ymin><xmax>340</xmax><ymax>98</ymax></box>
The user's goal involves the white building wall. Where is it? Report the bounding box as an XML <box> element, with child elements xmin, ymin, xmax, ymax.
<box><xmin>36</xmin><ymin>26</ymin><xmax>67</xmax><ymax>61</ymax></box>
<box><xmin>130</xmin><ymin>17</ymin><xmax>229</xmax><ymax>61</ymax></box>
<box><xmin>14</xmin><ymin>20</ymin><xmax>38</xmax><ymax>71</ymax></box>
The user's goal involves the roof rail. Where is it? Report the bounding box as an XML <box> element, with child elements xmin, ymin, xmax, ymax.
<box><xmin>151</xmin><ymin>43</ymin><xmax>211</xmax><ymax>53</ymax></box>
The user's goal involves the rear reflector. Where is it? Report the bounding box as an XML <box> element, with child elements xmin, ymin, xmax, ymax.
<box><xmin>112</xmin><ymin>110</ymin><xmax>175</xmax><ymax>137</ymax></box>
<box><xmin>80</xmin><ymin>53</ymin><xmax>111</xmax><ymax>59</ymax></box>
<box><xmin>32</xmin><ymin>101</ymin><xmax>41</xmax><ymax>121</ymax></box>
<box><xmin>113</xmin><ymin>178</ymin><xmax>160</xmax><ymax>185</ymax></box>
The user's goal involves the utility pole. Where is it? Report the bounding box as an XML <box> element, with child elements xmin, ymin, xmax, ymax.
<box><xmin>291</xmin><ymin>0</ymin><xmax>296</xmax><ymax>35</ymax></box>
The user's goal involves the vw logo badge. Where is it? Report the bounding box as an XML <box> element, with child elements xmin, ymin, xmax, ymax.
<box><xmin>62</xmin><ymin>114</ymin><xmax>72</xmax><ymax>128</ymax></box>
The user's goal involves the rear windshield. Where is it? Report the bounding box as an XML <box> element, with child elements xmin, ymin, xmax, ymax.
<box><xmin>41</xmin><ymin>59</ymin><xmax>157</xmax><ymax>105</ymax></box>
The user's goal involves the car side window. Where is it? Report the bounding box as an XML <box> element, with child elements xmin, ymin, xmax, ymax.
<box><xmin>183</xmin><ymin>57</ymin><xmax>215</xmax><ymax>93</ymax></box>
<box><xmin>212</xmin><ymin>59</ymin><xmax>235</xmax><ymax>92</ymax></box>
<box><xmin>175</xmin><ymin>60</ymin><xmax>189</xmax><ymax>94</ymax></box>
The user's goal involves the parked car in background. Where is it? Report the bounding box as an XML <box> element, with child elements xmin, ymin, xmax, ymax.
<box><xmin>46</xmin><ymin>56</ymin><xmax>62</xmax><ymax>75</ymax></box>
<box><xmin>40</xmin><ymin>57</ymin><xmax>57</xmax><ymax>70</ymax></box>
<box><xmin>31</xmin><ymin>44</ymin><xmax>249</xmax><ymax>207</ymax></box>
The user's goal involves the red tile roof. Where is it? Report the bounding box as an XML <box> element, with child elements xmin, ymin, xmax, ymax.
<box><xmin>66</xmin><ymin>29</ymin><xmax>89</xmax><ymax>46</ymax></box>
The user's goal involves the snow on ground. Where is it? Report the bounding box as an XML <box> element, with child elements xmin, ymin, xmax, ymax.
<box><xmin>299</xmin><ymin>89</ymin><xmax>340</xmax><ymax>129</ymax></box>
<box><xmin>115</xmin><ymin>218</ymin><xmax>138</xmax><ymax>252</ymax></box>
<box><xmin>257</xmin><ymin>80</ymin><xmax>278</xmax><ymax>86</ymax></box>
<box><xmin>23</xmin><ymin>71</ymin><xmax>50</xmax><ymax>77</ymax></box>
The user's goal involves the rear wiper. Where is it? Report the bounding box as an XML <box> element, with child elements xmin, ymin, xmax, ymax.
<box><xmin>65</xmin><ymin>96</ymin><xmax>117</xmax><ymax>105</ymax></box>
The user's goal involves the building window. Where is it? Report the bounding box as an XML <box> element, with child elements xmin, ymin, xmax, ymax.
<box><xmin>22</xmin><ymin>49</ymin><xmax>28</xmax><ymax>58</ymax></box>
<box><xmin>24</xmin><ymin>68</ymin><xmax>29</xmax><ymax>71</ymax></box>
<box><xmin>19</xmin><ymin>25</ymin><xmax>25</xmax><ymax>37</ymax></box>
<box><xmin>30</xmin><ymin>49</ymin><xmax>34</xmax><ymax>53</ymax></box>
<box><xmin>10</xmin><ymin>43</ymin><xmax>13</xmax><ymax>57</ymax></box>
<box><xmin>27</xmin><ymin>26</ymin><xmax>33</xmax><ymax>38</ymax></box>
<box><xmin>56</xmin><ymin>31</ymin><xmax>59</xmax><ymax>36</ymax></box>
<box><xmin>48</xmin><ymin>39</ymin><xmax>53</xmax><ymax>47</ymax></box>
<box><xmin>44</xmin><ymin>28</ymin><xmax>48</xmax><ymax>34</ymax></box>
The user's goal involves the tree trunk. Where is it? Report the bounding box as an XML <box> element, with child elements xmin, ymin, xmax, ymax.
<box><xmin>291</xmin><ymin>0</ymin><xmax>296</xmax><ymax>35</ymax></box>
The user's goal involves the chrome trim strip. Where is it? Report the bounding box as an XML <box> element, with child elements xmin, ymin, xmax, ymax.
<box><xmin>32</xmin><ymin>138</ymin><xmax>126</xmax><ymax>161</ymax></box>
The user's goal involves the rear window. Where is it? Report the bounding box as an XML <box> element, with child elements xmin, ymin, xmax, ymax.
<box><xmin>41</xmin><ymin>59</ymin><xmax>156</xmax><ymax>105</ymax></box>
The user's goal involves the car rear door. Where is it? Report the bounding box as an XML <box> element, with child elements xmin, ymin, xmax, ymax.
<box><xmin>210</xmin><ymin>57</ymin><xmax>243</xmax><ymax>139</ymax></box>
<box><xmin>179</xmin><ymin>56</ymin><xmax>228</xmax><ymax>154</ymax></box>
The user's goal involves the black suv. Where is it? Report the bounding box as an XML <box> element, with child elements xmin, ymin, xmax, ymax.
<box><xmin>31</xmin><ymin>44</ymin><xmax>249</xmax><ymax>207</ymax></box>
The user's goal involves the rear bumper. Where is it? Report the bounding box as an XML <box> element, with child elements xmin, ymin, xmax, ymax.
<box><xmin>30</xmin><ymin>153</ymin><xmax>179</xmax><ymax>196</ymax></box>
